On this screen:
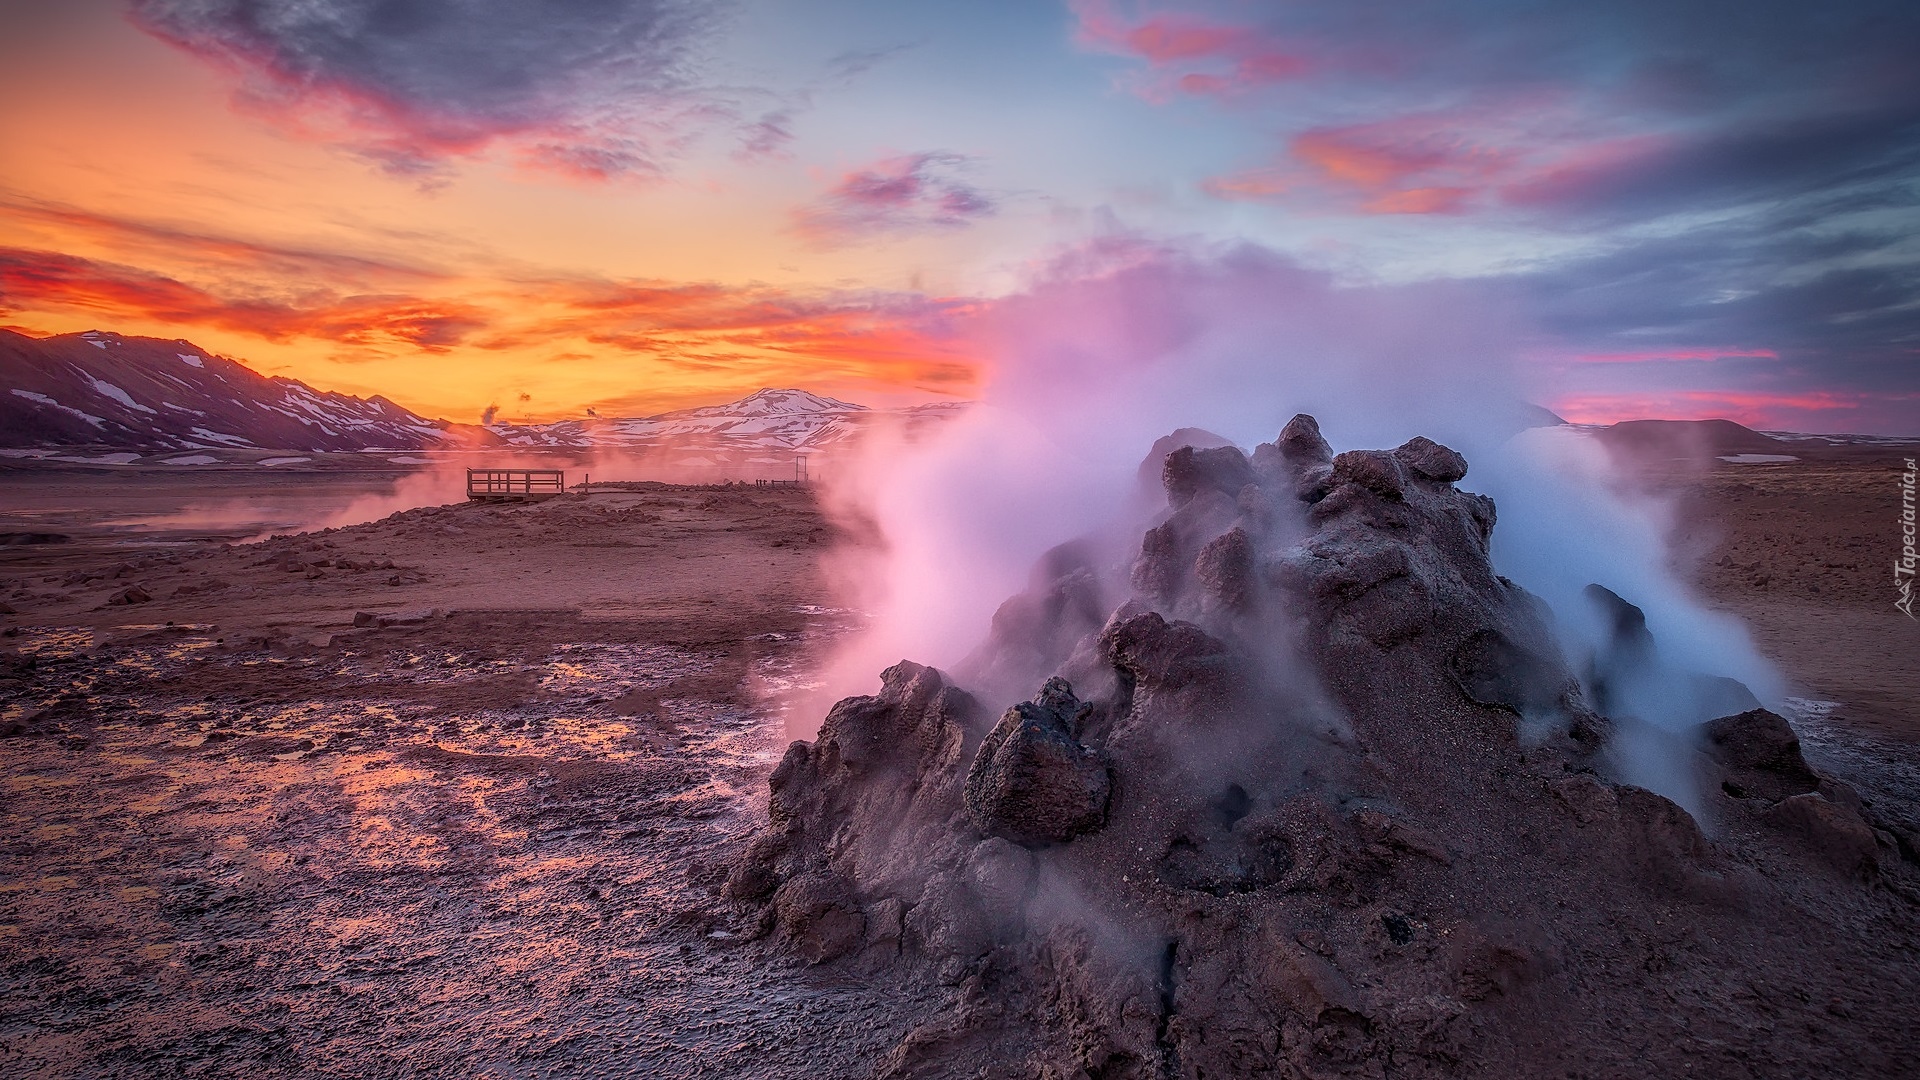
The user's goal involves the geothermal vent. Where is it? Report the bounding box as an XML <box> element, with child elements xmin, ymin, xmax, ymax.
<box><xmin>727</xmin><ymin>416</ymin><xmax>1919</xmax><ymax>1079</ymax></box>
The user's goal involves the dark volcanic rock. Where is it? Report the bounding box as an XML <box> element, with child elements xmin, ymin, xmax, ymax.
<box><xmin>1587</xmin><ymin>584</ymin><xmax>1762</xmax><ymax>723</ymax></box>
<box><xmin>1328</xmin><ymin>448</ymin><xmax>1407</xmax><ymax>500</ymax></box>
<box><xmin>964</xmin><ymin>678</ymin><xmax>1111</xmax><ymax>847</ymax></box>
<box><xmin>1137</xmin><ymin>427</ymin><xmax>1235</xmax><ymax>495</ymax></box>
<box><xmin>1702</xmin><ymin>707</ymin><xmax>1821</xmax><ymax>802</ymax></box>
<box><xmin>732</xmin><ymin>416</ymin><xmax>1918</xmax><ymax>1080</ymax></box>
<box><xmin>1162</xmin><ymin>444</ymin><xmax>1255</xmax><ymax>509</ymax></box>
<box><xmin>1393</xmin><ymin>435</ymin><xmax>1469</xmax><ymax>482</ymax></box>
<box><xmin>1762</xmin><ymin>792</ymin><xmax>1880</xmax><ymax>878</ymax></box>
<box><xmin>1253</xmin><ymin>413</ymin><xmax>1338</xmax><ymax>503</ymax></box>
<box><xmin>1192</xmin><ymin>526</ymin><xmax>1256</xmax><ymax>611</ymax></box>
<box><xmin>1277</xmin><ymin>412</ymin><xmax>1334</xmax><ymax>467</ymax></box>
<box><xmin>772</xmin><ymin>872</ymin><xmax>866</xmax><ymax>964</ymax></box>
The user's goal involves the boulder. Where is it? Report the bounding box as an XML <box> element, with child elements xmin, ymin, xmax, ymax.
<box><xmin>1162</xmin><ymin>445</ymin><xmax>1255</xmax><ymax>509</ymax></box>
<box><xmin>964</xmin><ymin>678</ymin><xmax>1111</xmax><ymax>847</ymax></box>
<box><xmin>1702</xmin><ymin>708</ymin><xmax>1820</xmax><ymax>802</ymax></box>
<box><xmin>772</xmin><ymin>872</ymin><xmax>865</xmax><ymax>964</ymax></box>
<box><xmin>1393</xmin><ymin>436</ymin><xmax>1469</xmax><ymax>483</ymax></box>
<box><xmin>1329</xmin><ymin>449</ymin><xmax>1407</xmax><ymax>500</ymax></box>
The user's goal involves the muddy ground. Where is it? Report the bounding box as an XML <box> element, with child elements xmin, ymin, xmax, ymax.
<box><xmin>1</xmin><ymin>446</ymin><xmax>1916</xmax><ymax>1078</ymax></box>
<box><xmin>0</xmin><ymin>476</ymin><xmax>941</xmax><ymax>1078</ymax></box>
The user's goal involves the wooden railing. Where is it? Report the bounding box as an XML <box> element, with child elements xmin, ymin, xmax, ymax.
<box><xmin>466</xmin><ymin>468</ymin><xmax>565</xmax><ymax>500</ymax></box>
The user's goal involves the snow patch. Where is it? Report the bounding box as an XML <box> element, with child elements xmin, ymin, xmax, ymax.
<box><xmin>258</xmin><ymin>456</ymin><xmax>312</xmax><ymax>466</ymax></box>
<box><xmin>53</xmin><ymin>453</ymin><xmax>141</xmax><ymax>465</ymax></box>
<box><xmin>189</xmin><ymin>427</ymin><xmax>255</xmax><ymax>447</ymax></box>
<box><xmin>10</xmin><ymin>389</ymin><xmax>107</xmax><ymax>426</ymax></box>
<box><xmin>161</xmin><ymin>455</ymin><xmax>219</xmax><ymax>465</ymax></box>
<box><xmin>177</xmin><ymin>353</ymin><xmax>204</xmax><ymax>367</ymax></box>
<box><xmin>83</xmin><ymin>375</ymin><xmax>157</xmax><ymax>414</ymax></box>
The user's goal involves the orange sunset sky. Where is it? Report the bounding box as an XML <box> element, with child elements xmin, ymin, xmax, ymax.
<box><xmin>2</xmin><ymin>1</ymin><xmax>1916</xmax><ymax>432</ymax></box>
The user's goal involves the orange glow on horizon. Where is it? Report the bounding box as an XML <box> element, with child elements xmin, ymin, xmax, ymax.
<box><xmin>1547</xmin><ymin>389</ymin><xmax>1890</xmax><ymax>430</ymax></box>
<box><xmin>0</xmin><ymin>8</ymin><xmax>996</xmax><ymax>424</ymax></box>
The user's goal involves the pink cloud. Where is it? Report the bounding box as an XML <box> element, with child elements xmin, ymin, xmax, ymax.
<box><xmin>1205</xmin><ymin>101</ymin><xmax>1671</xmax><ymax>216</ymax></box>
<box><xmin>1548</xmin><ymin>389</ymin><xmax>1885</xmax><ymax>429</ymax></box>
<box><xmin>791</xmin><ymin>153</ymin><xmax>996</xmax><ymax>248</ymax></box>
<box><xmin>1069</xmin><ymin>1</ymin><xmax>1310</xmax><ymax>99</ymax></box>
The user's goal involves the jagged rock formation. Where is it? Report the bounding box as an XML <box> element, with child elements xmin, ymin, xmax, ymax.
<box><xmin>730</xmin><ymin>417</ymin><xmax>1920</xmax><ymax>1079</ymax></box>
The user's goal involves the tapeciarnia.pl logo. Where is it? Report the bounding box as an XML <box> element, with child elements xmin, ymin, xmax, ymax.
<box><xmin>1899</xmin><ymin>457</ymin><xmax>1917</xmax><ymax>618</ymax></box>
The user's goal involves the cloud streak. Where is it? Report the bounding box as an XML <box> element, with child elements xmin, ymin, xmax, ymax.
<box><xmin>0</xmin><ymin>246</ymin><xmax>488</xmax><ymax>349</ymax></box>
<box><xmin>790</xmin><ymin>152</ymin><xmax>996</xmax><ymax>247</ymax></box>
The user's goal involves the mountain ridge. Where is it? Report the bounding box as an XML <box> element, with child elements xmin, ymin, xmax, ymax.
<box><xmin>0</xmin><ymin>329</ymin><xmax>971</xmax><ymax>455</ymax></box>
<box><xmin>0</xmin><ymin>329</ymin><xmax>495</xmax><ymax>451</ymax></box>
<box><xmin>490</xmin><ymin>387</ymin><xmax>964</xmax><ymax>451</ymax></box>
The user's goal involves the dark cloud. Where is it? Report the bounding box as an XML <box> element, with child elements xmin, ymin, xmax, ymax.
<box><xmin>1517</xmin><ymin>213</ymin><xmax>1920</xmax><ymax>362</ymax></box>
<box><xmin>1099</xmin><ymin>0</ymin><xmax>1920</xmax><ymax>228</ymax></box>
<box><xmin>129</xmin><ymin>0</ymin><xmax>719</xmax><ymax>178</ymax></box>
<box><xmin>1080</xmin><ymin>0</ymin><xmax>1920</xmax><ymax>111</ymax></box>
<box><xmin>1498</xmin><ymin>189</ymin><xmax>1920</xmax><ymax>431</ymax></box>
<box><xmin>1085</xmin><ymin>2</ymin><xmax>1920</xmax><ymax>427</ymax></box>
<box><xmin>0</xmin><ymin>193</ymin><xmax>449</xmax><ymax>284</ymax></box>
<box><xmin>790</xmin><ymin>152</ymin><xmax>996</xmax><ymax>247</ymax></box>
<box><xmin>1506</xmin><ymin>106</ymin><xmax>1920</xmax><ymax>225</ymax></box>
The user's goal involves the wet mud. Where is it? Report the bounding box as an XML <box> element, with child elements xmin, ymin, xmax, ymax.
<box><xmin>0</xmin><ymin>485</ymin><xmax>940</xmax><ymax>1078</ymax></box>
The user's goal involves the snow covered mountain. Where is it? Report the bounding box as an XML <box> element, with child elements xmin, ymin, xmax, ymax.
<box><xmin>0</xmin><ymin>330</ymin><xmax>493</xmax><ymax>451</ymax></box>
<box><xmin>492</xmin><ymin>388</ymin><xmax>968</xmax><ymax>450</ymax></box>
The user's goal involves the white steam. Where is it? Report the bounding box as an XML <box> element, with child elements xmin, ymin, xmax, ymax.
<box><xmin>814</xmin><ymin>239</ymin><xmax>1780</xmax><ymax>811</ymax></box>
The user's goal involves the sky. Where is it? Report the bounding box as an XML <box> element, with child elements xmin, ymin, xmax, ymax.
<box><xmin>0</xmin><ymin>0</ymin><xmax>1916</xmax><ymax>432</ymax></box>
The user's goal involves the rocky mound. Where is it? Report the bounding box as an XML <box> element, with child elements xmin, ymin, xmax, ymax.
<box><xmin>728</xmin><ymin>417</ymin><xmax>1920</xmax><ymax>1079</ymax></box>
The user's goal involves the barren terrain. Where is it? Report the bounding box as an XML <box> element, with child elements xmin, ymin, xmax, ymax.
<box><xmin>0</xmin><ymin>468</ymin><xmax>936</xmax><ymax>1078</ymax></box>
<box><xmin>1</xmin><ymin>441</ymin><xmax>1916</xmax><ymax>1077</ymax></box>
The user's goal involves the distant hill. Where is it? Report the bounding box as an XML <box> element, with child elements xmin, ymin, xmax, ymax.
<box><xmin>1592</xmin><ymin>418</ymin><xmax>1786</xmax><ymax>458</ymax></box>
<box><xmin>0</xmin><ymin>330</ymin><xmax>495</xmax><ymax>451</ymax></box>
<box><xmin>1521</xmin><ymin>403</ymin><xmax>1569</xmax><ymax>428</ymax></box>
<box><xmin>492</xmin><ymin>388</ymin><xmax>970</xmax><ymax>451</ymax></box>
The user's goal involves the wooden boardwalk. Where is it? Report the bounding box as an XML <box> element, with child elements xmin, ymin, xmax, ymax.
<box><xmin>466</xmin><ymin>468</ymin><xmax>565</xmax><ymax>501</ymax></box>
